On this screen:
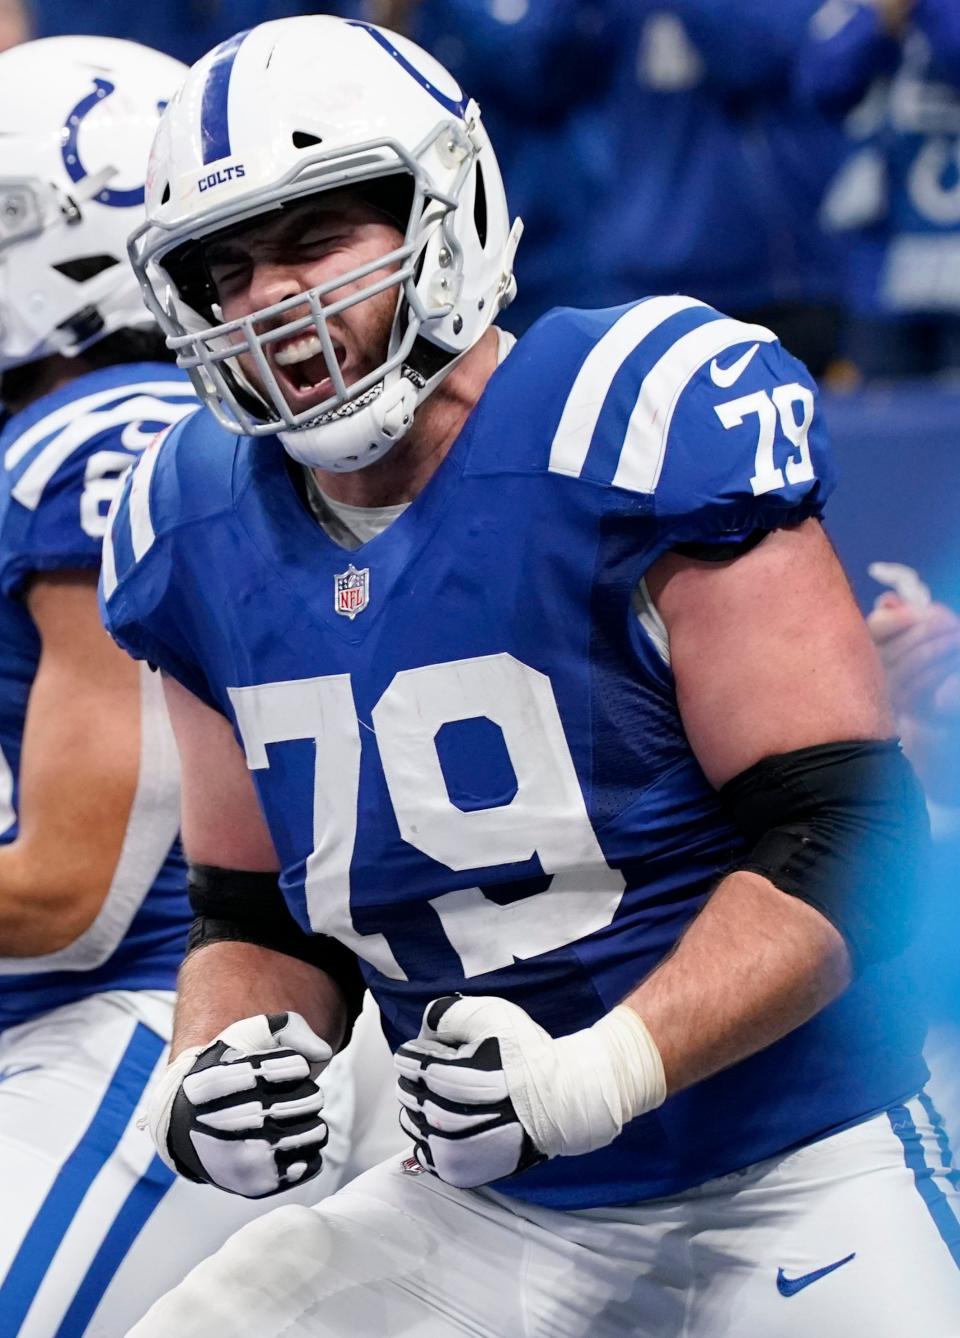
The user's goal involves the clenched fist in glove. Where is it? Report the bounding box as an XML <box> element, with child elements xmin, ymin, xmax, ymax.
<box><xmin>395</xmin><ymin>995</ymin><xmax>667</xmax><ymax>1188</ymax></box>
<box><xmin>143</xmin><ymin>1012</ymin><xmax>333</xmax><ymax>1199</ymax></box>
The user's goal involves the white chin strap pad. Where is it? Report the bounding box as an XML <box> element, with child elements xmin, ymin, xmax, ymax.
<box><xmin>279</xmin><ymin>375</ymin><xmax>420</xmax><ymax>473</ymax></box>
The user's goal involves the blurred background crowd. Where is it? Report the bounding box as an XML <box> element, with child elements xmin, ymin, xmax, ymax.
<box><xmin>3</xmin><ymin>0</ymin><xmax>958</xmax><ymax>1079</ymax></box>
<box><xmin>6</xmin><ymin>0</ymin><xmax>960</xmax><ymax>386</ymax></box>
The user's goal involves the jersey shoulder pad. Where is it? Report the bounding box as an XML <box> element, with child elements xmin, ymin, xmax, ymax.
<box><xmin>464</xmin><ymin>303</ymin><xmax>651</xmax><ymax>478</ymax></box>
<box><xmin>100</xmin><ymin>406</ymin><xmax>239</xmax><ymax>712</ymax></box>
<box><xmin>0</xmin><ymin>365</ymin><xmax>197</xmax><ymax>598</ymax></box>
<box><xmin>535</xmin><ymin>298</ymin><xmax>833</xmax><ymax>544</ymax></box>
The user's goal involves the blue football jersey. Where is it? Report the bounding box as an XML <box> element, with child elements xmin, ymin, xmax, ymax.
<box><xmin>102</xmin><ymin>301</ymin><xmax>926</xmax><ymax>1209</ymax></box>
<box><xmin>0</xmin><ymin>363</ymin><xmax>198</xmax><ymax>1029</ymax></box>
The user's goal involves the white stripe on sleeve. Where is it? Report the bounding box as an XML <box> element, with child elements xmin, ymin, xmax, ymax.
<box><xmin>612</xmin><ymin>319</ymin><xmax>777</xmax><ymax>496</ymax></box>
<box><xmin>547</xmin><ymin>297</ymin><xmax>709</xmax><ymax>481</ymax></box>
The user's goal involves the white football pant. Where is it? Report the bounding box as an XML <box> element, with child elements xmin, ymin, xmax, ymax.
<box><xmin>131</xmin><ymin>1093</ymin><xmax>960</xmax><ymax>1337</ymax></box>
<box><xmin>0</xmin><ymin>989</ymin><xmax>402</xmax><ymax>1336</ymax></box>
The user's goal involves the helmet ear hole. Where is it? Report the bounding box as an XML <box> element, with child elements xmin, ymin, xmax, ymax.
<box><xmin>473</xmin><ymin>162</ymin><xmax>487</xmax><ymax>249</ymax></box>
<box><xmin>292</xmin><ymin>131</ymin><xmax>322</xmax><ymax>150</ymax></box>
<box><xmin>52</xmin><ymin>254</ymin><xmax>119</xmax><ymax>282</ymax></box>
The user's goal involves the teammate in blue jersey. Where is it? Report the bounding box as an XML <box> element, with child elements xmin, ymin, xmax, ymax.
<box><xmin>0</xmin><ymin>36</ymin><xmax>402</xmax><ymax>1337</ymax></box>
<box><xmin>100</xmin><ymin>17</ymin><xmax>958</xmax><ymax>1336</ymax></box>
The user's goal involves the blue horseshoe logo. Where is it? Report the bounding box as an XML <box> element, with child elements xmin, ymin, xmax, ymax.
<box><xmin>61</xmin><ymin>78</ymin><xmax>147</xmax><ymax>208</ymax></box>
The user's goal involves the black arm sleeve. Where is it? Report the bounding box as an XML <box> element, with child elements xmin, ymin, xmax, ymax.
<box><xmin>720</xmin><ymin>739</ymin><xmax>931</xmax><ymax>973</ymax></box>
<box><xmin>186</xmin><ymin>864</ymin><xmax>366</xmax><ymax>1044</ymax></box>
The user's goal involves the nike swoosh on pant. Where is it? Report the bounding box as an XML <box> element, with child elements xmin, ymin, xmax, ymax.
<box><xmin>777</xmin><ymin>1252</ymin><xmax>856</xmax><ymax>1296</ymax></box>
<box><xmin>709</xmin><ymin>342</ymin><xmax>760</xmax><ymax>388</ymax></box>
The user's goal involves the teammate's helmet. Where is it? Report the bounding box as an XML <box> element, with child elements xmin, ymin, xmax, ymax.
<box><xmin>0</xmin><ymin>37</ymin><xmax>188</xmax><ymax>372</ymax></box>
<box><xmin>129</xmin><ymin>16</ymin><xmax>523</xmax><ymax>472</ymax></box>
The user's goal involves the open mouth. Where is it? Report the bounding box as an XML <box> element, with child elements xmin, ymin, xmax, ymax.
<box><xmin>268</xmin><ymin>331</ymin><xmax>348</xmax><ymax>407</ymax></box>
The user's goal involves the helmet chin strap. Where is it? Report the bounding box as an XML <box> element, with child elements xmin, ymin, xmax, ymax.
<box><xmin>274</xmin><ymin>233</ymin><xmax>516</xmax><ymax>475</ymax></box>
<box><xmin>277</xmin><ymin>369</ymin><xmax>420</xmax><ymax>472</ymax></box>
<box><xmin>249</xmin><ymin>199</ymin><xmax>524</xmax><ymax>474</ymax></box>
<box><xmin>277</xmin><ymin>334</ymin><xmax>476</xmax><ymax>474</ymax></box>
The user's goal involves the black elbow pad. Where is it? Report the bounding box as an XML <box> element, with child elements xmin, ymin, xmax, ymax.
<box><xmin>721</xmin><ymin>739</ymin><xmax>931</xmax><ymax>973</ymax></box>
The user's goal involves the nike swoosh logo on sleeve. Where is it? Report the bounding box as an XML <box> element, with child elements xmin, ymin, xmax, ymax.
<box><xmin>709</xmin><ymin>343</ymin><xmax>760</xmax><ymax>388</ymax></box>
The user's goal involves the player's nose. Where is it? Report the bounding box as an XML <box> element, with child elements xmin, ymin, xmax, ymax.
<box><xmin>248</xmin><ymin>257</ymin><xmax>308</xmax><ymax>318</ymax></box>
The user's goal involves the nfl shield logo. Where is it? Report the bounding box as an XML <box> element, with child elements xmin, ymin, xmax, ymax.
<box><xmin>334</xmin><ymin>563</ymin><xmax>370</xmax><ymax>619</ymax></box>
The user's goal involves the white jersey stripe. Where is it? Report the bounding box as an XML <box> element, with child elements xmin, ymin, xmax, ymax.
<box><xmin>4</xmin><ymin>382</ymin><xmax>195</xmax><ymax>470</ymax></box>
<box><xmin>11</xmin><ymin>397</ymin><xmax>195</xmax><ymax>511</ymax></box>
<box><xmin>0</xmin><ymin>666</ymin><xmax>180</xmax><ymax>976</ymax></box>
<box><xmin>99</xmin><ymin>466</ymin><xmax>129</xmax><ymax>603</ymax></box>
<box><xmin>612</xmin><ymin>318</ymin><xmax>778</xmax><ymax>495</ymax></box>
<box><xmin>547</xmin><ymin>296</ymin><xmax>709</xmax><ymax>480</ymax></box>
<box><xmin>128</xmin><ymin>438</ymin><xmax>165</xmax><ymax>563</ymax></box>
<box><xmin>100</xmin><ymin>508</ymin><xmax>120</xmax><ymax>602</ymax></box>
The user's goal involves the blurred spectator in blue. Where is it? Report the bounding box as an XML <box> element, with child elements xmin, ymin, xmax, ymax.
<box><xmin>28</xmin><ymin>0</ymin><xmax>611</xmax><ymax>330</ymax></box>
<box><xmin>401</xmin><ymin>2</ymin><xmax>846</xmax><ymax>365</ymax></box>
<box><xmin>597</xmin><ymin>1</ymin><xmax>847</xmax><ymax>378</ymax></box>
<box><xmin>399</xmin><ymin>0</ymin><xmax>617</xmax><ymax>333</ymax></box>
<box><xmin>29</xmin><ymin>1</ymin><xmax>367</xmax><ymax>66</ymax></box>
<box><xmin>796</xmin><ymin>0</ymin><xmax>960</xmax><ymax>379</ymax></box>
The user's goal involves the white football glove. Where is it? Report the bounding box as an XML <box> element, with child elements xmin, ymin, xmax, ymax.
<box><xmin>144</xmin><ymin>1012</ymin><xmax>333</xmax><ymax>1199</ymax></box>
<box><xmin>395</xmin><ymin>995</ymin><xmax>667</xmax><ymax>1188</ymax></box>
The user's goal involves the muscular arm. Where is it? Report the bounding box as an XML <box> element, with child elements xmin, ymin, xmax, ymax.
<box><xmin>0</xmin><ymin>572</ymin><xmax>141</xmax><ymax>954</ymax></box>
<box><xmin>631</xmin><ymin>519</ymin><xmax>893</xmax><ymax>1093</ymax></box>
<box><xmin>161</xmin><ymin>673</ymin><xmax>348</xmax><ymax>1057</ymax></box>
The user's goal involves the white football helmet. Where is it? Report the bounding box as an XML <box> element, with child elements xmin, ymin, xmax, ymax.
<box><xmin>129</xmin><ymin>16</ymin><xmax>523</xmax><ymax>471</ymax></box>
<box><xmin>0</xmin><ymin>37</ymin><xmax>188</xmax><ymax>371</ymax></box>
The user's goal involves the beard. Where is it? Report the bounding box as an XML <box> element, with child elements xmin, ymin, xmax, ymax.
<box><xmin>234</xmin><ymin>274</ymin><xmax>401</xmax><ymax>419</ymax></box>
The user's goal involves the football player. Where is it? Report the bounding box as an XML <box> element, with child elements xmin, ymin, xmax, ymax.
<box><xmin>0</xmin><ymin>37</ymin><xmax>399</xmax><ymax>1337</ymax></box>
<box><xmin>101</xmin><ymin>17</ymin><xmax>957</xmax><ymax>1336</ymax></box>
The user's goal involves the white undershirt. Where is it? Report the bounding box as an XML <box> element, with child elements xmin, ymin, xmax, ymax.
<box><xmin>304</xmin><ymin>328</ymin><xmax>517</xmax><ymax>551</ymax></box>
<box><xmin>307</xmin><ymin>486</ymin><xmax>408</xmax><ymax>550</ymax></box>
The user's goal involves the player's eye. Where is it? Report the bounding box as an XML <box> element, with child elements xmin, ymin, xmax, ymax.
<box><xmin>207</xmin><ymin>255</ymin><xmax>251</xmax><ymax>299</ymax></box>
<box><xmin>296</xmin><ymin>230</ymin><xmax>346</xmax><ymax>258</ymax></box>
